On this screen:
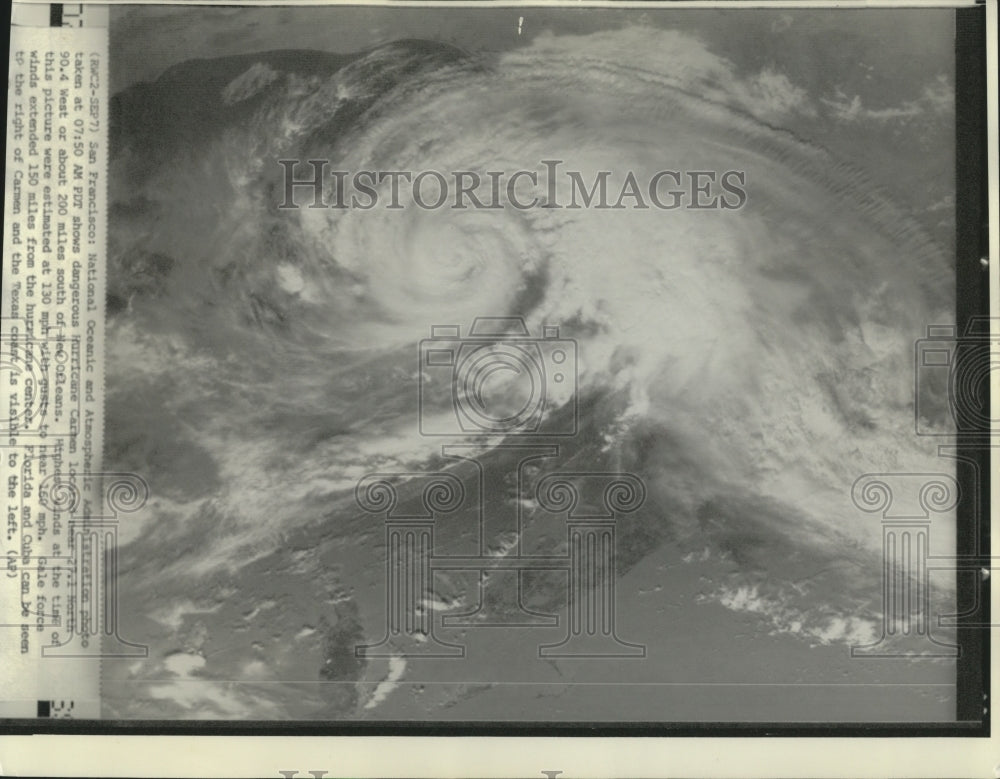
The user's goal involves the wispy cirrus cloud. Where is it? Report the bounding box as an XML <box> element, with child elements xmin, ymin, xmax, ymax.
<box><xmin>821</xmin><ymin>74</ymin><xmax>952</xmax><ymax>123</ymax></box>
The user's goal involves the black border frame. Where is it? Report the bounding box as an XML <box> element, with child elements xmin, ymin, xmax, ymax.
<box><xmin>954</xmin><ymin>1</ymin><xmax>991</xmax><ymax>730</ymax></box>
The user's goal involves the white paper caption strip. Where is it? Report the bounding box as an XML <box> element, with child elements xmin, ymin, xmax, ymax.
<box><xmin>2</xmin><ymin>18</ymin><xmax>113</xmax><ymax>719</ymax></box>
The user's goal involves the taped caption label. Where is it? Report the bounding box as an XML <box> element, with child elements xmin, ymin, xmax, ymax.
<box><xmin>2</xmin><ymin>11</ymin><xmax>139</xmax><ymax>720</ymax></box>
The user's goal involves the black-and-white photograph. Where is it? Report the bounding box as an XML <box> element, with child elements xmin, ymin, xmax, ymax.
<box><xmin>2</xmin><ymin>1</ymin><xmax>991</xmax><ymax>738</ymax></box>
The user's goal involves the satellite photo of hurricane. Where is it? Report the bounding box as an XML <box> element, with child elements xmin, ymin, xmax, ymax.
<box><xmin>100</xmin><ymin>7</ymin><xmax>960</xmax><ymax>721</ymax></box>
